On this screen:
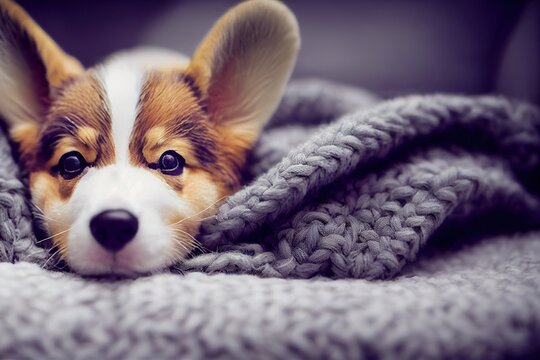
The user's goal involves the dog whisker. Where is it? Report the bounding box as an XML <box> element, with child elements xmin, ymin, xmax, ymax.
<box><xmin>32</xmin><ymin>204</ymin><xmax>69</xmax><ymax>226</ymax></box>
<box><xmin>168</xmin><ymin>227</ymin><xmax>210</xmax><ymax>262</ymax></box>
<box><xmin>170</xmin><ymin>196</ymin><xmax>228</xmax><ymax>227</ymax></box>
<box><xmin>169</xmin><ymin>227</ymin><xmax>208</xmax><ymax>253</ymax></box>
<box><xmin>43</xmin><ymin>245</ymin><xmax>66</xmax><ymax>268</ymax></box>
<box><xmin>35</xmin><ymin>227</ymin><xmax>73</xmax><ymax>245</ymax></box>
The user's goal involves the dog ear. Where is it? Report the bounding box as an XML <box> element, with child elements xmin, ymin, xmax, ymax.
<box><xmin>188</xmin><ymin>0</ymin><xmax>300</xmax><ymax>146</ymax></box>
<box><xmin>0</xmin><ymin>0</ymin><xmax>83</xmax><ymax>130</ymax></box>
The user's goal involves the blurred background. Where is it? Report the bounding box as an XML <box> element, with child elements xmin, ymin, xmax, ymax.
<box><xmin>18</xmin><ymin>0</ymin><xmax>540</xmax><ymax>104</ymax></box>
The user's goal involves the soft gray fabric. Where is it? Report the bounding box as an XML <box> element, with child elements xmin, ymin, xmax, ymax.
<box><xmin>0</xmin><ymin>232</ymin><xmax>539</xmax><ymax>360</ymax></box>
<box><xmin>0</xmin><ymin>127</ymin><xmax>46</xmax><ymax>265</ymax></box>
<box><xmin>1</xmin><ymin>79</ymin><xmax>540</xmax><ymax>359</ymax></box>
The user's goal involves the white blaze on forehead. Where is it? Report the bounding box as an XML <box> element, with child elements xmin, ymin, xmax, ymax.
<box><xmin>97</xmin><ymin>56</ymin><xmax>145</xmax><ymax>163</ymax></box>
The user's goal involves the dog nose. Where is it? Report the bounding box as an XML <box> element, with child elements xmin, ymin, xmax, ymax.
<box><xmin>89</xmin><ymin>209</ymin><xmax>138</xmax><ymax>252</ymax></box>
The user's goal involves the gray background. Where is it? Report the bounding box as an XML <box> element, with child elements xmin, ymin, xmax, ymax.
<box><xmin>18</xmin><ymin>0</ymin><xmax>540</xmax><ymax>104</ymax></box>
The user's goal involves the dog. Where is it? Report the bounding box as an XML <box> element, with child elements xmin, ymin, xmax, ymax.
<box><xmin>0</xmin><ymin>0</ymin><xmax>299</xmax><ymax>275</ymax></box>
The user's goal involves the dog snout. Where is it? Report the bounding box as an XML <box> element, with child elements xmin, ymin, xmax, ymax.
<box><xmin>89</xmin><ymin>209</ymin><xmax>139</xmax><ymax>252</ymax></box>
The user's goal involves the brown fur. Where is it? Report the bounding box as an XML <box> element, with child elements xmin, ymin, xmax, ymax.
<box><xmin>132</xmin><ymin>70</ymin><xmax>249</xmax><ymax>196</ymax></box>
<box><xmin>10</xmin><ymin>75</ymin><xmax>113</xmax><ymax>225</ymax></box>
<box><xmin>0</xmin><ymin>0</ymin><xmax>82</xmax><ymax>91</ymax></box>
<box><xmin>41</xmin><ymin>73</ymin><xmax>114</xmax><ymax>167</ymax></box>
<box><xmin>0</xmin><ymin>0</ymin><xmax>299</xmax><ymax>273</ymax></box>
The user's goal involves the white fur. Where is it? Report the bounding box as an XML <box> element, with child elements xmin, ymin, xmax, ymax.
<box><xmin>67</xmin><ymin>165</ymin><xmax>193</xmax><ymax>275</ymax></box>
<box><xmin>97</xmin><ymin>56</ymin><xmax>144</xmax><ymax>163</ymax></box>
<box><xmin>97</xmin><ymin>48</ymin><xmax>189</xmax><ymax>163</ymax></box>
<box><xmin>108</xmin><ymin>47</ymin><xmax>189</xmax><ymax>70</ymax></box>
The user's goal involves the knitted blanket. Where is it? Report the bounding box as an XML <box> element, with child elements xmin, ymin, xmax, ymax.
<box><xmin>1</xmin><ymin>79</ymin><xmax>539</xmax><ymax>359</ymax></box>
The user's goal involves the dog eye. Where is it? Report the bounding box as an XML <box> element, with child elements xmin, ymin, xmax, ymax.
<box><xmin>158</xmin><ymin>150</ymin><xmax>185</xmax><ymax>176</ymax></box>
<box><xmin>58</xmin><ymin>151</ymin><xmax>87</xmax><ymax>179</ymax></box>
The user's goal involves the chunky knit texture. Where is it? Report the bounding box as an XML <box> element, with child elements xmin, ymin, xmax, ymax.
<box><xmin>0</xmin><ymin>232</ymin><xmax>539</xmax><ymax>359</ymax></box>
<box><xmin>187</xmin><ymin>80</ymin><xmax>540</xmax><ymax>279</ymax></box>
<box><xmin>1</xmin><ymin>79</ymin><xmax>539</xmax><ymax>359</ymax></box>
<box><xmin>0</xmin><ymin>129</ymin><xmax>46</xmax><ymax>265</ymax></box>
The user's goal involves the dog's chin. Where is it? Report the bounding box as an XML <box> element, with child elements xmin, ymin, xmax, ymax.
<box><xmin>66</xmin><ymin>245</ymin><xmax>171</xmax><ymax>276</ymax></box>
<box><xmin>66</xmin><ymin>245</ymin><xmax>180</xmax><ymax>276</ymax></box>
<box><xmin>68</xmin><ymin>249</ymin><xmax>162</xmax><ymax>276</ymax></box>
<box><xmin>64</xmin><ymin>230</ymin><xmax>191</xmax><ymax>276</ymax></box>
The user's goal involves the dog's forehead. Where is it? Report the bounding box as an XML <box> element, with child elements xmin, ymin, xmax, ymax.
<box><xmin>43</xmin><ymin>53</ymin><xmax>211</xmax><ymax>173</ymax></box>
<box><xmin>40</xmin><ymin>64</ymin><xmax>140</xmax><ymax>171</ymax></box>
<box><xmin>48</xmin><ymin>73</ymin><xmax>110</xmax><ymax>132</ymax></box>
<box><xmin>95</xmin><ymin>59</ymin><xmax>145</xmax><ymax>164</ymax></box>
<box><xmin>40</xmin><ymin>73</ymin><xmax>113</xmax><ymax>168</ymax></box>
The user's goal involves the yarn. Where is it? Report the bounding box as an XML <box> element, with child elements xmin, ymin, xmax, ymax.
<box><xmin>0</xmin><ymin>127</ymin><xmax>46</xmax><ymax>265</ymax></box>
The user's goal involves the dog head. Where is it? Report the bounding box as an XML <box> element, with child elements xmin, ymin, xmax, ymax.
<box><xmin>0</xmin><ymin>0</ymin><xmax>299</xmax><ymax>275</ymax></box>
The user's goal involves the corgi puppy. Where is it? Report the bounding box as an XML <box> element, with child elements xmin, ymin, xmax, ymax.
<box><xmin>0</xmin><ymin>0</ymin><xmax>299</xmax><ymax>275</ymax></box>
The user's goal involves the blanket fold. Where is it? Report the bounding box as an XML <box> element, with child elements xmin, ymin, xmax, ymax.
<box><xmin>188</xmin><ymin>80</ymin><xmax>540</xmax><ymax>279</ymax></box>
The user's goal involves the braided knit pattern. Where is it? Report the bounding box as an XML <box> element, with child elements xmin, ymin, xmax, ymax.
<box><xmin>199</xmin><ymin>94</ymin><xmax>539</xmax><ymax>249</ymax></box>
<box><xmin>185</xmin><ymin>80</ymin><xmax>540</xmax><ymax>278</ymax></box>
<box><xmin>183</xmin><ymin>150</ymin><xmax>540</xmax><ymax>278</ymax></box>
<box><xmin>0</xmin><ymin>129</ymin><xmax>47</xmax><ymax>265</ymax></box>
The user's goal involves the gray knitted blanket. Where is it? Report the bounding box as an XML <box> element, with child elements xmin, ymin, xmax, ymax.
<box><xmin>1</xmin><ymin>79</ymin><xmax>539</xmax><ymax>359</ymax></box>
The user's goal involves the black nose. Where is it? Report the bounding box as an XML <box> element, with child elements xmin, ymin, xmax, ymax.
<box><xmin>89</xmin><ymin>209</ymin><xmax>138</xmax><ymax>252</ymax></box>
